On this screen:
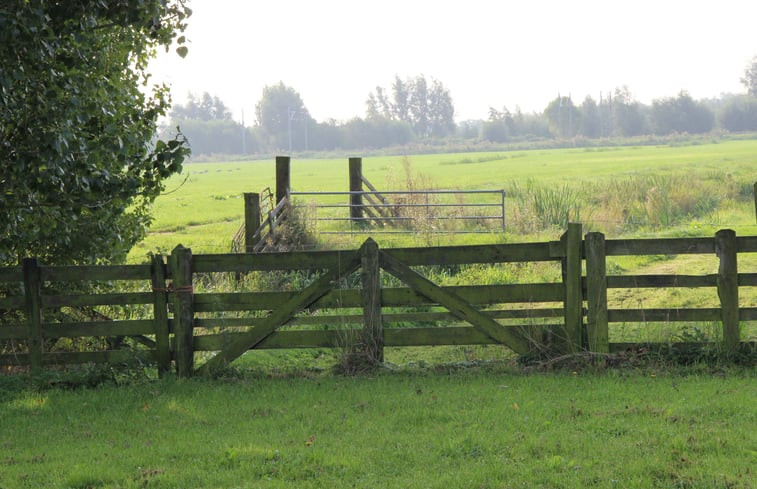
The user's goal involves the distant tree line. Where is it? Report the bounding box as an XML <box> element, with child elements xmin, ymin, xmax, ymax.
<box><xmin>164</xmin><ymin>76</ymin><xmax>455</xmax><ymax>155</ymax></box>
<box><xmin>166</xmin><ymin>57</ymin><xmax>757</xmax><ymax>156</ymax></box>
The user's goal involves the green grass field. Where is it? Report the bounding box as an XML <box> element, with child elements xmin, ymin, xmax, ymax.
<box><xmin>129</xmin><ymin>139</ymin><xmax>757</xmax><ymax>259</ymax></box>
<box><xmin>1</xmin><ymin>368</ymin><xmax>755</xmax><ymax>489</ymax></box>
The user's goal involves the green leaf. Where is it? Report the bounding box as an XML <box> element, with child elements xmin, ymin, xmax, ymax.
<box><xmin>1</xmin><ymin>1</ymin><xmax>188</xmax><ymax>266</ymax></box>
<box><xmin>176</xmin><ymin>46</ymin><xmax>188</xmax><ymax>58</ymax></box>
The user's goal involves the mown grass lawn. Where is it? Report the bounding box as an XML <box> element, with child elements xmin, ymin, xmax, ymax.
<box><xmin>1</xmin><ymin>368</ymin><xmax>755</xmax><ymax>488</ymax></box>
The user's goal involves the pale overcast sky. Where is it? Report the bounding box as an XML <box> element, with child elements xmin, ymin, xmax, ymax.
<box><xmin>149</xmin><ymin>0</ymin><xmax>757</xmax><ymax>124</ymax></box>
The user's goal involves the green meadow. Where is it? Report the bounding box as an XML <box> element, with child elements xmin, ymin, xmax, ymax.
<box><xmin>130</xmin><ymin>139</ymin><xmax>757</xmax><ymax>259</ymax></box>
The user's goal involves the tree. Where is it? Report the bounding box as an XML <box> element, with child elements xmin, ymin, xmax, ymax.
<box><xmin>480</xmin><ymin>120</ymin><xmax>508</xmax><ymax>143</ymax></box>
<box><xmin>375</xmin><ymin>86</ymin><xmax>393</xmax><ymax>119</ymax></box>
<box><xmin>392</xmin><ymin>76</ymin><xmax>411</xmax><ymax>122</ymax></box>
<box><xmin>366</xmin><ymin>86</ymin><xmax>392</xmax><ymax>120</ymax></box>
<box><xmin>167</xmin><ymin>92</ymin><xmax>251</xmax><ymax>155</ymax></box>
<box><xmin>481</xmin><ymin>107</ymin><xmax>510</xmax><ymax>142</ymax></box>
<box><xmin>741</xmin><ymin>55</ymin><xmax>757</xmax><ymax>96</ymax></box>
<box><xmin>365</xmin><ymin>93</ymin><xmax>381</xmax><ymax>120</ymax></box>
<box><xmin>720</xmin><ymin>96</ymin><xmax>757</xmax><ymax>132</ymax></box>
<box><xmin>340</xmin><ymin>117</ymin><xmax>413</xmax><ymax>149</ymax></box>
<box><xmin>598</xmin><ymin>92</ymin><xmax>613</xmax><ymax>138</ymax></box>
<box><xmin>650</xmin><ymin>91</ymin><xmax>714</xmax><ymax>135</ymax></box>
<box><xmin>309</xmin><ymin>119</ymin><xmax>343</xmax><ymax>151</ymax></box>
<box><xmin>366</xmin><ymin>75</ymin><xmax>455</xmax><ymax>138</ymax></box>
<box><xmin>457</xmin><ymin>120</ymin><xmax>481</xmax><ymax>139</ymax></box>
<box><xmin>428</xmin><ymin>79</ymin><xmax>455</xmax><ymax>137</ymax></box>
<box><xmin>171</xmin><ymin>91</ymin><xmax>232</xmax><ymax>121</ymax></box>
<box><xmin>409</xmin><ymin>75</ymin><xmax>430</xmax><ymax>137</ymax></box>
<box><xmin>481</xmin><ymin>106</ymin><xmax>549</xmax><ymax>141</ymax></box>
<box><xmin>519</xmin><ymin>111</ymin><xmax>551</xmax><ymax>138</ymax></box>
<box><xmin>166</xmin><ymin>119</ymin><xmax>259</xmax><ymax>156</ymax></box>
<box><xmin>255</xmin><ymin>82</ymin><xmax>312</xmax><ymax>151</ymax></box>
<box><xmin>611</xmin><ymin>86</ymin><xmax>647</xmax><ymax>137</ymax></box>
<box><xmin>579</xmin><ymin>96</ymin><xmax>601</xmax><ymax>138</ymax></box>
<box><xmin>544</xmin><ymin>95</ymin><xmax>579</xmax><ymax>138</ymax></box>
<box><xmin>0</xmin><ymin>1</ymin><xmax>191</xmax><ymax>266</ymax></box>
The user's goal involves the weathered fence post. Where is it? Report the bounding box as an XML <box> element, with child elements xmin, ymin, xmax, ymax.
<box><xmin>151</xmin><ymin>254</ymin><xmax>171</xmax><ymax>377</ymax></box>
<box><xmin>275</xmin><ymin>155</ymin><xmax>291</xmax><ymax>205</ymax></box>
<box><xmin>170</xmin><ymin>245</ymin><xmax>194</xmax><ymax>377</ymax></box>
<box><xmin>561</xmin><ymin>223</ymin><xmax>583</xmax><ymax>353</ymax></box>
<box><xmin>715</xmin><ymin>229</ymin><xmax>740</xmax><ymax>351</ymax></box>
<box><xmin>244</xmin><ymin>192</ymin><xmax>261</xmax><ymax>253</ymax></box>
<box><xmin>22</xmin><ymin>258</ymin><xmax>43</xmax><ymax>375</ymax></box>
<box><xmin>360</xmin><ymin>238</ymin><xmax>383</xmax><ymax>363</ymax></box>
<box><xmin>585</xmin><ymin>232</ymin><xmax>609</xmax><ymax>353</ymax></box>
<box><xmin>349</xmin><ymin>157</ymin><xmax>363</xmax><ymax>222</ymax></box>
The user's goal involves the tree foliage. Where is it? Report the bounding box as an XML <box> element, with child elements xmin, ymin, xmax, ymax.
<box><xmin>544</xmin><ymin>95</ymin><xmax>580</xmax><ymax>138</ymax></box>
<box><xmin>255</xmin><ymin>82</ymin><xmax>313</xmax><ymax>151</ymax></box>
<box><xmin>366</xmin><ymin>75</ymin><xmax>455</xmax><ymax>138</ymax></box>
<box><xmin>481</xmin><ymin>107</ymin><xmax>512</xmax><ymax>142</ymax></box>
<box><xmin>720</xmin><ymin>95</ymin><xmax>757</xmax><ymax>132</ymax></box>
<box><xmin>338</xmin><ymin>117</ymin><xmax>413</xmax><ymax>150</ymax></box>
<box><xmin>650</xmin><ymin>91</ymin><xmax>714</xmax><ymax>135</ymax></box>
<box><xmin>167</xmin><ymin>118</ymin><xmax>260</xmax><ymax>156</ymax></box>
<box><xmin>166</xmin><ymin>92</ymin><xmax>259</xmax><ymax>155</ymax></box>
<box><xmin>610</xmin><ymin>86</ymin><xmax>647</xmax><ymax>137</ymax></box>
<box><xmin>171</xmin><ymin>91</ymin><xmax>232</xmax><ymax>121</ymax></box>
<box><xmin>427</xmin><ymin>79</ymin><xmax>456</xmax><ymax>137</ymax></box>
<box><xmin>579</xmin><ymin>96</ymin><xmax>601</xmax><ymax>138</ymax></box>
<box><xmin>0</xmin><ymin>1</ymin><xmax>191</xmax><ymax>266</ymax></box>
<box><xmin>741</xmin><ymin>55</ymin><xmax>757</xmax><ymax>96</ymax></box>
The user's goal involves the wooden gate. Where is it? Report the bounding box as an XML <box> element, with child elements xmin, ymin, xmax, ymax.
<box><xmin>194</xmin><ymin>238</ymin><xmax>537</xmax><ymax>376</ymax></box>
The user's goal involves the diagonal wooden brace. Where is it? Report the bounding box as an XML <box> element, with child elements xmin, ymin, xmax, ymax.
<box><xmin>196</xmin><ymin>249</ymin><xmax>362</xmax><ymax>376</ymax></box>
<box><xmin>378</xmin><ymin>250</ymin><xmax>532</xmax><ymax>355</ymax></box>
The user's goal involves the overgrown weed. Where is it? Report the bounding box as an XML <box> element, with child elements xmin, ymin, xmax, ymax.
<box><xmin>381</xmin><ymin>156</ymin><xmax>501</xmax><ymax>239</ymax></box>
<box><xmin>506</xmin><ymin>171</ymin><xmax>752</xmax><ymax>235</ymax></box>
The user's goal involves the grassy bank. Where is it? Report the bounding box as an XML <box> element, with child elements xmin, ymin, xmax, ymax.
<box><xmin>1</xmin><ymin>368</ymin><xmax>755</xmax><ymax>488</ymax></box>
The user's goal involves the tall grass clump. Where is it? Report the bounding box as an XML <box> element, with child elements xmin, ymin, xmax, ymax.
<box><xmin>384</xmin><ymin>156</ymin><xmax>441</xmax><ymax>239</ymax></box>
<box><xmin>255</xmin><ymin>199</ymin><xmax>317</xmax><ymax>253</ymax></box>
<box><xmin>507</xmin><ymin>179</ymin><xmax>582</xmax><ymax>232</ymax></box>
<box><xmin>585</xmin><ymin>174</ymin><xmax>725</xmax><ymax>232</ymax></box>
<box><xmin>381</xmin><ymin>157</ymin><xmax>498</xmax><ymax>239</ymax></box>
<box><xmin>506</xmin><ymin>171</ymin><xmax>749</xmax><ymax>235</ymax></box>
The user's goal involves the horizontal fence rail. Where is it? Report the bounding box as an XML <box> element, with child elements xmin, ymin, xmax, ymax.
<box><xmin>1</xmin><ymin>226</ymin><xmax>755</xmax><ymax>377</ymax></box>
<box><xmin>290</xmin><ymin>189</ymin><xmax>506</xmax><ymax>234</ymax></box>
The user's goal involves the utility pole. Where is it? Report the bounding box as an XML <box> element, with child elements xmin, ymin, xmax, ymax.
<box><xmin>599</xmin><ymin>92</ymin><xmax>603</xmax><ymax>138</ymax></box>
<box><xmin>241</xmin><ymin>107</ymin><xmax>246</xmax><ymax>154</ymax></box>
<box><xmin>288</xmin><ymin>107</ymin><xmax>308</xmax><ymax>152</ymax></box>
<box><xmin>287</xmin><ymin>106</ymin><xmax>292</xmax><ymax>153</ymax></box>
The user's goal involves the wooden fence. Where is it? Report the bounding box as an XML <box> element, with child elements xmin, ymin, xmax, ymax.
<box><xmin>1</xmin><ymin>225</ymin><xmax>755</xmax><ymax>377</ymax></box>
